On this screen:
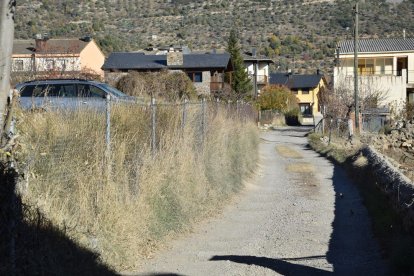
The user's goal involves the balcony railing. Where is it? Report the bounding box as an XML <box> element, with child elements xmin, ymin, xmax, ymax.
<box><xmin>257</xmin><ymin>75</ymin><xmax>268</xmax><ymax>84</ymax></box>
<box><xmin>249</xmin><ymin>75</ymin><xmax>268</xmax><ymax>84</ymax></box>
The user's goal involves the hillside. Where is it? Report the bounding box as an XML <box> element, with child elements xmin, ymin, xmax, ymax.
<box><xmin>14</xmin><ymin>0</ymin><xmax>414</xmax><ymax>74</ymax></box>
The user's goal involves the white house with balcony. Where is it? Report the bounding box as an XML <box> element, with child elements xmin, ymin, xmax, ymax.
<box><xmin>334</xmin><ymin>38</ymin><xmax>414</xmax><ymax>109</ymax></box>
<box><xmin>243</xmin><ymin>50</ymin><xmax>273</xmax><ymax>98</ymax></box>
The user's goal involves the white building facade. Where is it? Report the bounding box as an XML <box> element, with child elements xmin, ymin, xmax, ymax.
<box><xmin>243</xmin><ymin>51</ymin><xmax>273</xmax><ymax>97</ymax></box>
<box><xmin>334</xmin><ymin>39</ymin><xmax>414</xmax><ymax>109</ymax></box>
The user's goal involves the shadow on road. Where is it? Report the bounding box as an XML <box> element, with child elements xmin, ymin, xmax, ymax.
<box><xmin>271</xmin><ymin>126</ymin><xmax>313</xmax><ymax>133</ymax></box>
<box><xmin>132</xmin><ymin>273</ymin><xmax>186</xmax><ymax>276</ymax></box>
<box><xmin>209</xmin><ymin>128</ymin><xmax>388</xmax><ymax>275</ymax></box>
<box><xmin>210</xmin><ymin>255</ymin><xmax>331</xmax><ymax>275</ymax></box>
<box><xmin>0</xmin><ymin>165</ymin><xmax>118</xmax><ymax>275</ymax></box>
<box><xmin>325</xmin><ymin>164</ymin><xmax>388</xmax><ymax>275</ymax></box>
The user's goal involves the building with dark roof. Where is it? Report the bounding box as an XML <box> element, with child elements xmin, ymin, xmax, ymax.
<box><xmin>269</xmin><ymin>72</ymin><xmax>326</xmax><ymax>125</ymax></box>
<box><xmin>103</xmin><ymin>51</ymin><xmax>233</xmax><ymax>96</ymax></box>
<box><xmin>12</xmin><ymin>36</ymin><xmax>105</xmax><ymax>78</ymax></box>
<box><xmin>243</xmin><ymin>50</ymin><xmax>273</xmax><ymax>98</ymax></box>
<box><xmin>334</xmin><ymin>38</ymin><xmax>414</xmax><ymax>106</ymax></box>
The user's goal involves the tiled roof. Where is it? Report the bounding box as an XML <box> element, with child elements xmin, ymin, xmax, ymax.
<box><xmin>338</xmin><ymin>38</ymin><xmax>414</xmax><ymax>54</ymax></box>
<box><xmin>269</xmin><ymin>73</ymin><xmax>323</xmax><ymax>89</ymax></box>
<box><xmin>102</xmin><ymin>52</ymin><xmax>231</xmax><ymax>70</ymax></box>
<box><xmin>243</xmin><ymin>53</ymin><xmax>273</xmax><ymax>63</ymax></box>
<box><xmin>13</xmin><ymin>39</ymin><xmax>90</xmax><ymax>55</ymax></box>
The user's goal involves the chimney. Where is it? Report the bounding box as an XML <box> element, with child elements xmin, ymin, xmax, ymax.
<box><xmin>252</xmin><ymin>48</ymin><xmax>257</xmax><ymax>57</ymax></box>
<box><xmin>81</xmin><ymin>35</ymin><xmax>92</xmax><ymax>42</ymax></box>
<box><xmin>403</xmin><ymin>29</ymin><xmax>406</xmax><ymax>40</ymax></box>
<box><xmin>35</xmin><ymin>33</ymin><xmax>49</xmax><ymax>52</ymax></box>
<box><xmin>167</xmin><ymin>51</ymin><xmax>183</xmax><ymax>66</ymax></box>
<box><xmin>317</xmin><ymin>69</ymin><xmax>321</xmax><ymax>75</ymax></box>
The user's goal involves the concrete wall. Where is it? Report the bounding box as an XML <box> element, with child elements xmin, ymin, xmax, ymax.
<box><xmin>334</xmin><ymin>66</ymin><xmax>407</xmax><ymax>109</ymax></box>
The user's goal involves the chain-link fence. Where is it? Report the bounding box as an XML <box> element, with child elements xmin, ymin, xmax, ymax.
<box><xmin>313</xmin><ymin>116</ymin><xmax>351</xmax><ymax>144</ymax></box>
<box><xmin>17</xmin><ymin>97</ymin><xmax>257</xmax><ymax>196</ymax></box>
<box><xmin>2</xmin><ymin>97</ymin><xmax>257</xmax><ymax>274</ymax></box>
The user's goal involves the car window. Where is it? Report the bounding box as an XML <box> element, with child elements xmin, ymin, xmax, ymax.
<box><xmin>89</xmin><ymin>85</ymin><xmax>106</xmax><ymax>98</ymax></box>
<box><xmin>20</xmin><ymin>85</ymin><xmax>47</xmax><ymax>97</ymax></box>
<box><xmin>78</xmin><ymin>84</ymin><xmax>106</xmax><ymax>98</ymax></box>
<box><xmin>97</xmin><ymin>83</ymin><xmax>127</xmax><ymax>98</ymax></box>
<box><xmin>44</xmin><ymin>84</ymin><xmax>65</xmax><ymax>97</ymax></box>
<box><xmin>61</xmin><ymin>84</ymin><xmax>77</xmax><ymax>97</ymax></box>
<box><xmin>77</xmin><ymin>84</ymin><xmax>91</xmax><ymax>97</ymax></box>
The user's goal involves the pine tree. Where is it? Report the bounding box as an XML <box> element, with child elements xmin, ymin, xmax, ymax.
<box><xmin>226</xmin><ymin>29</ymin><xmax>252</xmax><ymax>100</ymax></box>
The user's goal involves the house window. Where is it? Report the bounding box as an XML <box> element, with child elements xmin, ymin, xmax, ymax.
<box><xmin>358</xmin><ymin>58</ymin><xmax>375</xmax><ymax>75</ymax></box>
<box><xmin>299</xmin><ymin>103</ymin><xmax>312</xmax><ymax>116</ymax></box>
<box><xmin>187</xmin><ymin>72</ymin><xmax>203</xmax><ymax>83</ymax></box>
<box><xmin>302</xmin><ymin>89</ymin><xmax>310</xmax><ymax>95</ymax></box>
<box><xmin>14</xmin><ymin>60</ymin><xmax>24</xmax><ymax>71</ymax></box>
<box><xmin>292</xmin><ymin>89</ymin><xmax>298</xmax><ymax>94</ymax></box>
<box><xmin>358</xmin><ymin>58</ymin><xmax>393</xmax><ymax>75</ymax></box>
<box><xmin>58</xmin><ymin>59</ymin><xmax>67</xmax><ymax>71</ymax></box>
<box><xmin>45</xmin><ymin>59</ymin><xmax>55</xmax><ymax>70</ymax></box>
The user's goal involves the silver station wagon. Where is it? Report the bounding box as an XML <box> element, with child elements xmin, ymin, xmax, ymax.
<box><xmin>15</xmin><ymin>79</ymin><xmax>133</xmax><ymax>110</ymax></box>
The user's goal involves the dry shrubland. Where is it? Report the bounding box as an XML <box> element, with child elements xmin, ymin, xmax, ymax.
<box><xmin>116</xmin><ymin>71</ymin><xmax>197</xmax><ymax>101</ymax></box>
<box><xmin>14</xmin><ymin>102</ymin><xmax>259</xmax><ymax>272</ymax></box>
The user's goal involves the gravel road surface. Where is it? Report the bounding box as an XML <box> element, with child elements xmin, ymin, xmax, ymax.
<box><xmin>132</xmin><ymin>127</ymin><xmax>388</xmax><ymax>276</ymax></box>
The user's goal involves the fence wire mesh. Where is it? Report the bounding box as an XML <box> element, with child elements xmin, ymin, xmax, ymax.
<box><xmin>17</xmin><ymin>99</ymin><xmax>257</xmax><ymax>202</ymax></box>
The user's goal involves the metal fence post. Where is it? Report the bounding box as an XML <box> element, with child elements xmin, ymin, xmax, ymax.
<box><xmin>258</xmin><ymin>109</ymin><xmax>262</xmax><ymax>126</ymax></box>
<box><xmin>151</xmin><ymin>96</ymin><xmax>156</xmax><ymax>157</ymax></box>
<box><xmin>201</xmin><ymin>98</ymin><xmax>206</xmax><ymax>144</ymax></box>
<box><xmin>329</xmin><ymin>118</ymin><xmax>332</xmax><ymax>145</ymax></box>
<box><xmin>182</xmin><ymin>98</ymin><xmax>187</xmax><ymax>134</ymax></box>
<box><xmin>236</xmin><ymin>100</ymin><xmax>240</xmax><ymax>119</ymax></box>
<box><xmin>105</xmin><ymin>94</ymin><xmax>111</xmax><ymax>181</ymax></box>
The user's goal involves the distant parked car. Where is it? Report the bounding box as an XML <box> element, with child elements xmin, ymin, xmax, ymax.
<box><xmin>14</xmin><ymin>79</ymin><xmax>134</xmax><ymax>110</ymax></box>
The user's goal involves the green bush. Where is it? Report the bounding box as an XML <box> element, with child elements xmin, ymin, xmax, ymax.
<box><xmin>284</xmin><ymin>108</ymin><xmax>300</xmax><ymax>126</ymax></box>
<box><xmin>257</xmin><ymin>85</ymin><xmax>298</xmax><ymax>112</ymax></box>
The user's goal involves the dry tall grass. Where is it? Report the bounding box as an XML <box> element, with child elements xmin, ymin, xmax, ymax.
<box><xmin>15</xmin><ymin>102</ymin><xmax>259</xmax><ymax>271</ymax></box>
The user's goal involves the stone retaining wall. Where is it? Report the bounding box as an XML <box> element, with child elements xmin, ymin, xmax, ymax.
<box><xmin>361</xmin><ymin>146</ymin><xmax>414</xmax><ymax>231</ymax></box>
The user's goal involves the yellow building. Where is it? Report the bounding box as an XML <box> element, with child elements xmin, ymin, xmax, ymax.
<box><xmin>269</xmin><ymin>72</ymin><xmax>327</xmax><ymax>125</ymax></box>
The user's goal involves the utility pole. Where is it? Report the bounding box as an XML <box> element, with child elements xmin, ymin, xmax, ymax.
<box><xmin>0</xmin><ymin>0</ymin><xmax>16</xmax><ymax>139</ymax></box>
<box><xmin>353</xmin><ymin>1</ymin><xmax>360</xmax><ymax>132</ymax></box>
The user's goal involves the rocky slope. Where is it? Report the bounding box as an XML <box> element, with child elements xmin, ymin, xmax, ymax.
<box><xmin>14</xmin><ymin>0</ymin><xmax>414</xmax><ymax>73</ymax></box>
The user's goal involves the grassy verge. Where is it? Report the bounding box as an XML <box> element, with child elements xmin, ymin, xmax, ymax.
<box><xmin>11</xmin><ymin>104</ymin><xmax>259</xmax><ymax>273</ymax></box>
<box><xmin>309</xmin><ymin>133</ymin><xmax>414</xmax><ymax>274</ymax></box>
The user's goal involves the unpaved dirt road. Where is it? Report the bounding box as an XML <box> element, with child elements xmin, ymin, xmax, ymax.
<box><xmin>133</xmin><ymin>127</ymin><xmax>388</xmax><ymax>275</ymax></box>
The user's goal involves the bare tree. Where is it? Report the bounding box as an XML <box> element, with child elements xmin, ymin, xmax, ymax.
<box><xmin>319</xmin><ymin>79</ymin><xmax>389</xmax><ymax>119</ymax></box>
<box><xmin>0</xmin><ymin>0</ymin><xmax>16</xmax><ymax>139</ymax></box>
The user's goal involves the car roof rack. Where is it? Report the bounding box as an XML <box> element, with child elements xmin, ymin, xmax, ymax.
<box><xmin>23</xmin><ymin>78</ymin><xmax>92</xmax><ymax>83</ymax></box>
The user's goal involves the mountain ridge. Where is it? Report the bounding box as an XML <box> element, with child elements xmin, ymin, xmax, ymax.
<box><xmin>14</xmin><ymin>0</ymin><xmax>414</xmax><ymax>73</ymax></box>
